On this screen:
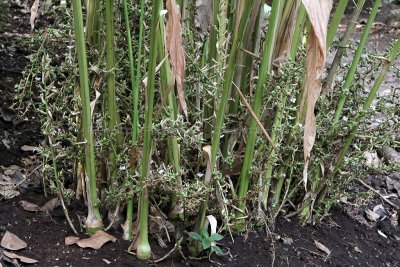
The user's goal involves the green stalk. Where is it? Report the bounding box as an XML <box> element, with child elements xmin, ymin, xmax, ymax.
<box><xmin>157</xmin><ymin>10</ymin><xmax>182</xmax><ymax>219</ymax></box>
<box><xmin>236</xmin><ymin>0</ymin><xmax>282</xmax><ymax>219</ymax></box>
<box><xmin>71</xmin><ymin>0</ymin><xmax>103</xmax><ymax>233</ymax></box>
<box><xmin>193</xmin><ymin>0</ymin><xmax>255</xmax><ymax>245</ymax></box>
<box><xmin>123</xmin><ymin>0</ymin><xmax>146</xmax><ymax>241</ymax></box>
<box><xmin>137</xmin><ymin>0</ymin><xmax>161</xmax><ymax>260</ymax></box>
<box><xmin>203</xmin><ymin>0</ymin><xmax>220</xmax><ymax>140</ymax></box>
<box><xmin>328</xmin><ymin>0</ymin><xmax>381</xmax><ymax>138</ymax></box>
<box><xmin>86</xmin><ymin>0</ymin><xmax>101</xmax><ymax>46</ymax></box>
<box><xmin>323</xmin><ymin>0</ymin><xmax>366</xmax><ymax>94</ymax></box>
<box><xmin>105</xmin><ymin>0</ymin><xmax>121</xmax><ymax>223</ymax></box>
<box><xmin>326</xmin><ymin>0</ymin><xmax>349</xmax><ymax>49</ymax></box>
<box><xmin>333</xmin><ymin>38</ymin><xmax>400</xmax><ymax>177</ymax></box>
<box><xmin>289</xmin><ymin>3</ymin><xmax>306</xmax><ymax>59</ymax></box>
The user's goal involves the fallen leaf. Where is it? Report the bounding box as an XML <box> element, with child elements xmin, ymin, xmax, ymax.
<box><xmin>102</xmin><ymin>259</ymin><xmax>111</xmax><ymax>264</ymax></box>
<box><xmin>166</xmin><ymin>0</ymin><xmax>188</xmax><ymax>118</ymax></box>
<box><xmin>65</xmin><ymin>236</ymin><xmax>80</xmax><ymax>245</ymax></box>
<box><xmin>3</xmin><ymin>251</ymin><xmax>38</xmax><ymax>264</ymax></box>
<box><xmin>19</xmin><ymin>200</ymin><xmax>40</xmax><ymax>212</ymax></box>
<box><xmin>365</xmin><ymin>209</ymin><xmax>380</xmax><ymax>222</ymax></box>
<box><xmin>76</xmin><ymin>231</ymin><xmax>116</xmax><ymax>250</ymax></box>
<box><xmin>30</xmin><ymin>0</ymin><xmax>40</xmax><ymax>30</ymax></box>
<box><xmin>1</xmin><ymin>231</ymin><xmax>27</xmax><ymax>251</ymax></box>
<box><xmin>281</xmin><ymin>236</ymin><xmax>293</xmax><ymax>245</ymax></box>
<box><xmin>300</xmin><ymin>0</ymin><xmax>333</xmax><ymax>187</ymax></box>
<box><xmin>314</xmin><ymin>240</ymin><xmax>331</xmax><ymax>255</ymax></box>
<box><xmin>377</xmin><ymin>230</ymin><xmax>388</xmax><ymax>238</ymax></box>
<box><xmin>20</xmin><ymin>145</ymin><xmax>38</xmax><ymax>152</ymax></box>
<box><xmin>40</xmin><ymin>197</ymin><xmax>60</xmax><ymax>212</ymax></box>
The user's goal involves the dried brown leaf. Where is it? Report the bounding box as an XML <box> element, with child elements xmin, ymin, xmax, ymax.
<box><xmin>76</xmin><ymin>231</ymin><xmax>116</xmax><ymax>250</ymax></box>
<box><xmin>1</xmin><ymin>231</ymin><xmax>27</xmax><ymax>251</ymax></box>
<box><xmin>314</xmin><ymin>240</ymin><xmax>331</xmax><ymax>255</ymax></box>
<box><xmin>19</xmin><ymin>200</ymin><xmax>40</xmax><ymax>212</ymax></box>
<box><xmin>30</xmin><ymin>0</ymin><xmax>40</xmax><ymax>30</ymax></box>
<box><xmin>65</xmin><ymin>236</ymin><xmax>80</xmax><ymax>245</ymax></box>
<box><xmin>40</xmin><ymin>197</ymin><xmax>60</xmax><ymax>212</ymax></box>
<box><xmin>300</xmin><ymin>0</ymin><xmax>333</xmax><ymax>187</ymax></box>
<box><xmin>3</xmin><ymin>251</ymin><xmax>38</xmax><ymax>264</ymax></box>
<box><xmin>166</xmin><ymin>0</ymin><xmax>188</xmax><ymax>118</ymax></box>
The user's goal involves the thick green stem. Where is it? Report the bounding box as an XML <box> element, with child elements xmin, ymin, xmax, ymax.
<box><xmin>203</xmin><ymin>0</ymin><xmax>220</xmax><ymax>140</ymax></box>
<box><xmin>192</xmin><ymin>0</ymin><xmax>255</xmax><ymax>247</ymax></box>
<box><xmin>289</xmin><ymin>3</ymin><xmax>306</xmax><ymax>59</ymax></box>
<box><xmin>328</xmin><ymin>0</ymin><xmax>381</xmax><ymax>138</ymax></box>
<box><xmin>236</xmin><ymin>0</ymin><xmax>282</xmax><ymax>219</ymax></box>
<box><xmin>137</xmin><ymin>0</ymin><xmax>162</xmax><ymax>261</ymax></box>
<box><xmin>323</xmin><ymin>0</ymin><xmax>365</xmax><ymax>94</ymax></box>
<box><xmin>86</xmin><ymin>0</ymin><xmax>101</xmax><ymax>46</ymax></box>
<box><xmin>71</xmin><ymin>0</ymin><xmax>103</xmax><ymax>232</ymax></box>
<box><xmin>157</xmin><ymin>12</ymin><xmax>182</xmax><ymax>218</ymax></box>
<box><xmin>326</xmin><ymin>0</ymin><xmax>349</xmax><ymax>49</ymax></box>
<box><xmin>333</xmin><ymin>38</ymin><xmax>400</xmax><ymax>176</ymax></box>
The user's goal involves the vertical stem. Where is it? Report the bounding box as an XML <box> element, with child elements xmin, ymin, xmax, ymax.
<box><xmin>137</xmin><ymin>0</ymin><xmax>162</xmax><ymax>260</ymax></box>
<box><xmin>326</xmin><ymin>0</ymin><xmax>349</xmax><ymax>49</ymax></box>
<box><xmin>328</xmin><ymin>0</ymin><xmax>381</xmax><ymax>138</ymax></box>
<box><xmin>333</xmin><ymin>38</ymin><xmax>400</xmax><ymax>176</ymax></box>
<box><xmin>236</xmin><ymin>0</ymin><xmax>282</xmax><ymax>219</ymax></box>
<box><xmin>71</xmin><ymin>0</ymin><xmax>103</xmax><ymax>232</ymax></box>
<box><xmin>323</xmin><ymin>0</ymin><xmax>366</xmax><ymax>94</ymax></box>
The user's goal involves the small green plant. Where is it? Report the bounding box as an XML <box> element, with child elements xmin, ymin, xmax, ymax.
<box><xmin>188</xmin><ymin>228</ymin><xmax>224</xmax><ymax>256</ymax></box>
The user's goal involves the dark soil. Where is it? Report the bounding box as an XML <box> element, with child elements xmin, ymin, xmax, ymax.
<box><xmin>1</xmin><ymin>1</ymin><xmax>400</xmax><ymax>266</ymax></box>
<box><xmin>1</xmin><ymin>191</ymin><xmax>399</xmax><ymax>266</ymax></box>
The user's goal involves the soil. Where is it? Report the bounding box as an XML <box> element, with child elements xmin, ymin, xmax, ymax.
<box><xmin>1</xmin><ymin>1</ymin><xmax>400</xmax><ymax>266</ymax></box>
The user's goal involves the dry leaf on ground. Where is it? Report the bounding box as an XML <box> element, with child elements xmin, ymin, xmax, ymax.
<box><xmin>20</xmin><ymin>145</ymin><xmax>38</xmax><ymax>152</ymax></box>
<box><xmin>30</xmin><ymin>0</ymin><xmax>40</xmax><ymax>30</ymax></box>
<box><xmin>76</xmin><ymin>231</ymin><xmax>116</xmax><ymax>250</ymax></box>
<box><xmin>65</xmin><ymin>236</ymin><xmax>80</xmax><ymax>246</ymax></box>
<box><xmin>40</xmin><ymin>197</ymin><xmax>60</xmax><ymax>212</ymax></box>
<box><xmin>19</xmin><ymin>200</ymin><xmax>40</xmax><ymax>212</ymax></box>
<box><xmin>1</xmin><ymin>231</ymin><xmax>27</xmax><ymax>251</ymax></box>
<box><xmin>314</xmin><ymin>240</ymin><xmax>331</xmax><ymax>255</ymax></box>
<box><xmin>3</xmin><ymin>251</ymin><xmax>38</xmax><ymax>264</ymax></box>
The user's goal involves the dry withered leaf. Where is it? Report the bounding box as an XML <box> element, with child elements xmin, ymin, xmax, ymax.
<box><xmin>30</xmin><ymin>0</ymin><xmax>40</xmax><ymax>30</ymax></box>
<box><xmin>40</xmin><ymin>197</ymin><xmax>60</xmax><ymax>212</ymax></box>
<box><xmin>76</xmin><ymin>231</ymin><xmax>116</xmax><ymax>250</ymax></box>
<box><xmin>65</xmin><ymin>236</ymin><xmax>80</xmax><ymax>246</ymax></box>
<box><xmin>166</xmin><ymin>0</ymin><xmax>188</xmax><ymax>118</ymax></box>
<box><xmin>20</xmin><ymin>145</ymin><xmax>38</xmax><ymax>152</ymax></box>
<box><xmin>19</xmin><ymin>200</ymin><xmax>40</xmax><ymax>212</ymax></box>
<box><xmin>3</xmin><ymin>251</ymin><xmax>38</xmax><ymax>264</ymax></box>
<box><xmin>300</xmin><ymin>0</ymin><xmax>333</xmax><ymax>187</ymax></box>
<box><xmin>1</xmin><ymin>231</ymin><xmax>27</xmax><ymax>251</ymax></box>
<box><xmin>102</xmin><ymin>259</ymin><xmax>111</xmax><ymax>265</ymax></box>
<box><xmin>314</xmin><ymin>240</ymin><xmax>331</xmax><ymax>255</ymax></box>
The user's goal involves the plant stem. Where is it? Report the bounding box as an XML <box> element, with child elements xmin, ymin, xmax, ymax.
<box><xmin>326</xmin><ymin>0</ymin><xmax>349</xmax><ymax>49</ymax></box>
<box><xmin>71</xmin><ymin>0</ymin><xmax>103</xmax><ymax>233</ymax></box>
<box><xmin>137</xmin><ymin>0</ymin><xmax>162</xmax><ymax>260</ymax></box>
<box><xmin>236</xmin><ymin>0</ymin><xmax>282</xmax><ymax>220</ymax></box>
<box><xmin>323</xmin><ymin>0</ymin><xmax>366</xmax><ymax>94</ymax></box>
<box><xmin>332</xmin><ymin>38</ymin><xmax>400</xmax><ymax>177</ymax></box>
<box><xmin>328</xmin><ymin>0</ymin><xmax>381</xmax><ymax>138</ymax></box>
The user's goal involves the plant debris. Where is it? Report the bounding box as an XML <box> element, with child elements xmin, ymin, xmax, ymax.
<box><xmin>1</xmin><ymin>232</ymin><xmax>27</xmax><ymax>251</ymax></box>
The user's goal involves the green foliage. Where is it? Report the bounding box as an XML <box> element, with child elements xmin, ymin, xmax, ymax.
<box><xmin>188</xmin><ymin>228</ymin><xmax>224</xmax><ymax>255</ymax></box>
